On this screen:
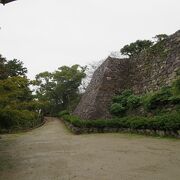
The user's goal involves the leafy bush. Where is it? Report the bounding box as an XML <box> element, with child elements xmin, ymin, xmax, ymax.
<box><xmin>143</xmin><ymin>86</ymin><xmax>178</xmax><ymax>110</ymax></box>
<box><xmin>110</xmin><ymin>103</ymin><xmax>126</xmax><ymax>116</ymax></box>
<box><xmin>0</xmin><ymin>108</ymin><xmax>39</xmax><ymax>130</ymax></box>
<box><xmin>172</xmin><ymin>78</ymin><xmax>180</xmax><ymax>95</ymax></box>
<box><xmin>111</xmin><ymin>80</ymin><xmax>180</xmax><ymax>118</ymax></box>
<box><xmin>127</xmin><ymin>95</ymin><xmax>141</xmax><ymax>109</ymax></box>
<box><xmin>113</xmin><ymin>90</ymin><xmax>133</xmax><ymax>105</ymax></box>
<box><xmin>111</xmin><ymin>90</ymin><xmax>141</xmax><ymax>116</ymax></box>
<box><xmin>120</xmin><ymin>40</ymin><xmax>153</xmax><ymax>57</ymax></box>
<box><xmin>58</xmin><ymin>110</ymin><xmax>70</xmax><ymax>117</ymax></box>
<box><xmin>62</xmin><ymin>112</ymin><xmax>180</xmax><ymax>131</ymax></box>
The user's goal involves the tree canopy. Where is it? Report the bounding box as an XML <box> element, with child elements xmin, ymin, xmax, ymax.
<box><xmin>0</xmin><ymin>55</ymin><xmax>41</xmax><ymax>131</ymax></box>
<box><xmin>35</xmin><ymin>64</ymin><xmax>86</xmax><ymax>115</ymax></box>
<box><xmin>120</xmin><ymin>40</ymin><xmax>153</xmax><ymax>57</ymax></box>
<box><xmin>0</xmin><ymin>55</ymin><xmax>27</xmax><ymax>80</ymax></box>
<box><xmin>153</xmin><ymin>34</ymin><xmax>168</xmax><ymax>42</ymax></box>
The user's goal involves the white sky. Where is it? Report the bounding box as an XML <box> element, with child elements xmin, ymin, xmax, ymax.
<box><xmin>0</xmin><ymin>0</ymin><xmax>180</xmax><ymax>79</ymax></box>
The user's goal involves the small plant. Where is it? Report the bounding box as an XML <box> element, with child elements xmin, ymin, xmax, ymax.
<box><xmin>143</xmin><ymin>87</ymin><xmax>172</xmax><ymax>110</ymax></box>
<box><xmin>110</xmin><ymin>103</ymin><xmax>126</xmax><ymax>116</ymax></box>
<box><xmin>127</xmin><ymin>95</ymin><xmax>141</xmax><ymax>109</ymax></box>
<box><xmin>172</xmin><ymin>78</ymin><xmax>180</xmax><ymax>96</ymax></box>
<box><xmin>58</xmin><ymin>110</ymin><xmax>70</xmax><ymax>117</ymax></box>
<box><xmin>111</xmin><ymin>90</ymin><xmax>140</xmax><ymax>116</ymax></box>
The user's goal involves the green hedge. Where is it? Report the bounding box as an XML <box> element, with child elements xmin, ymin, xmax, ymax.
<box><xmin>0</xmin><ymin>108</ymin><xmax>40</xmax><ymax>131</ymax></box>
<box><xmin>62</xmin><ymin>111</ymin><xmax>180</xmax><ymax>131</ymax></box>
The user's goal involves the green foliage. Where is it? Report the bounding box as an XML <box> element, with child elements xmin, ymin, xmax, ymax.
<box><xmin>113</xmin><ymin>90</ymin><xmax>133</xmax><ymax>104</ymax></box>
<box><xmin>0</xmin><ymin>55</ymin><xmax>7</xmax><ymax>80</ymax></box>
<box><xmin>172</xmin><ymin>78</ymin><xmax>180</xmax><ymax>95</ymax></box>
<box><xmin>127</xmin><ymin>95</ymin><xmax>141</xmax><ymax>109</ymax></box>
<box><xmin>6</xmin><ymin>59</ymin><xmax>27</xmax><ymax>77</ymax></box>
<box><xmin>153</xmin><ymin>34</ymin><xmax>168</xmax><ymax>42</ymax></box>
<box><xmin>35</xmin><ymin>65</ymin><xmax>86</xmax><ymax>115</ymax></box>
<box><xmin>143</xmin><ymin>80</ymin><xmax>180</xmax><ymax>111</ymax></box>
<box><xmin>111</xmin><ymin>78</ymin><xmax>180</xmax><ymax>117</ymax></box>
<box><xmin>0</xmin><ymin>55</ymin><xmax>27</xmax><ymax>80</ymax></box>
<box><xmin>58</xmin><ymin>110</ymin><xmax>70</xmax><ymax>117</ymax></box>
<box><xmin>147</xmin><ymin>38</ymin><xmax>169</xmax><ymax>59</ymax></box>
<box><xmin>143</xmin><ymin>87</ymin><xmax>172</xmax><ymax>110</ymax></box>
<box><xmin>0</xmin><ymin>54</ymin><xmax>42</xmax><ymax>132</ymax></box>
<box><xmin>0</xmin><ymin>108</ymin><xmax>39</xmax><ymax>130</ymax></box>
<box><xmin>110</xmin><ymin>103</ymin><xmax>126</xmax><ymax>116</ymax></box>
<box><xmin>120</xmin><ymin>40</ymin><xmax>153</xmax><ymax>57</ymax></box>
<box><xmin>62</xmin><ymin>112</ymin><xmax>180</xmax><ymax>131</ymax></box>
<box><xmin>111</xmin><ymin>90</ymin><xmax>141</xmax><ymax>116</ymax></box>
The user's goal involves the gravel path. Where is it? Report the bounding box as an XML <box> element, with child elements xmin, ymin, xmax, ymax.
<box><xmin>0</xmin><ymin>117</ymin><xmax>180</xmax><ymax>180</ymax></box>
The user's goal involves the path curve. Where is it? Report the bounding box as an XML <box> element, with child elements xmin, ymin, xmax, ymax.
<box><xmin>0</xmin><ymin>117</ymin><xmax>180</xmax><ymax>180</ymax></box>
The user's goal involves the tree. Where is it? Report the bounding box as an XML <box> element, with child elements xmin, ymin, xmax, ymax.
<box><xmin>0</xmin><ymin>55</ymin><xmax>27</xmax><ymax>79</ymax></box>
<box><xmin>0</xmin><ymin>54</ymin><xmax>42</xmax><ymax>131</ymax></box>
<box><xmin>54</xmin><ymin>65</ymin><xmax>86</xmax><ymax>110</ymax></box>
<box><xmin>153</xmin><ymin>34</ymin><xmax>168</xmax><ymax>42</ymax></box>
<box><xmin>35</xmin><ymin>65</ymin><xmax>86</xmax><ymax>115</ymax></box>
<box><xmin>0</xmin><ymin>76</ymin><xmax>32</xmax><ymax>108</ymax></box>
<box><xmin>0</xmin><ymin>54</ymin><xmax>8</xmax><ymax>80</ymax></box>
<box><xmin>120</xmin><ymin>40</ymin><xmax>153</xmax><ymax>57</ymax></box>
<box><xmin>6</xmin><ymin>59</ymin><xmax>27</xmax><ymax>77</ymax></box>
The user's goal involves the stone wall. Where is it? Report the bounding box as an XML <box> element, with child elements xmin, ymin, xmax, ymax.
<box><xmin>74</xmin><ymin>30</ymin><xmax>180</xmax><ymax>120</ymax></box>
<box><xmin>73</xmin><ymin>58</ymin><xmax>130</xmax><ymax>119</ymax></box>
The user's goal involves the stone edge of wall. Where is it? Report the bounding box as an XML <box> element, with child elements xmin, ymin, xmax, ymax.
<box><xmin>63</xmin><ymin>121</ymin><xmax>180</xmax><ymax>138</ymax></box>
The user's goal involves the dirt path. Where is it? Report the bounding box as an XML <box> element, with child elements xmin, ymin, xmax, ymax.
<box><xmin>0</xmin><ymin>117</ymin><xmax>180</xmax><ymax>180</ymax></box>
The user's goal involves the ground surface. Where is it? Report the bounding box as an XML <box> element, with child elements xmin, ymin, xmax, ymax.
<box><xmin>0</xmin><ymin>117</ymin><xmax>180</xmax><ymax>180</ymax></box>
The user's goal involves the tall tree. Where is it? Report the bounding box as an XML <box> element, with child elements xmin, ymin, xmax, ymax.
<box><xmin>35</xmin><ymin>65</ymin><xmax>86</xmax><ymax>115</ymax></box>
<box><xmin>6</xmin><ymin>59</ymin><xmax>27</xmax><ymax>77</ymax></box>
<box><xmin>0</xmin><ymin>55</ymin><xmax>27</xmax><ymax>79</ymax></box>
<box><xmin>120</xmin><ymin>40</ymin><xmax>153</xmax><ymax>57</ymax></box>
<box><xmin>0</xmin><ymin>54</ymin><xmax>8</xmax><ymax>80</ymax></box>
<box><xmin>153</xmin><ymin>34</ymin><xmax>168</xmax><ymax>42</ymax></box>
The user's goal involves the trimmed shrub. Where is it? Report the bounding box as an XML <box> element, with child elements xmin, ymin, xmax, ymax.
<box><xmin>62</xmin><ymin>111</ymin><xmax>180</xmax><ymax>132</ymax></box>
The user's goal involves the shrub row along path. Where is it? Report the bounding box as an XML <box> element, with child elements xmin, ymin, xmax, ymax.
<box><xmin>0</xmin><ymin>117</ymin><xmax>180</xmax><ymax>180</ymax></box>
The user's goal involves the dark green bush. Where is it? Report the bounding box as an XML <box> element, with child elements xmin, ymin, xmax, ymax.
<box><xmin>62</xmin><ymin>112</ymin><xmax>180</xmax><ymax>131</ymax></box>
<box><xmin>58</xmin><ymin>110</ymin><xmax>70</xmax><ymax>117</ymax></box>
<box><xmin>110</xmin><ymin>103</ymin><xmax>126</xmax><ymax>116</ymax></box>
<box><xmin>111</xmin><ymin>90</ymin><xmax>141</xmax><ymax>116</ymax></box>
<box><xmin>142</xmin><ymin>87</ymin><xmax>172</xmax><ymax>110</ymax></box>
<box><xmin>0</xmin><ymin>108</ymin><xmax>38</xmax><ymax>130</ymax></box>
<box><xmin>112</xmin><ymin>90</ymin><xmax>133</xmax><ymax>105</ymax></box>
<box><xmin>127</xmin><ymin>95</ymin><xmax>141</xmax><ymax>109</ymax></box>
<box><xmin>172</xmin><ymin>78</ymin><xmax>180</xmax><ymax>95</ymax></box>
<box><xmin>168</xmin><ymin>96</ymin><xmax>180</xmax><ymax>104</ymax></box>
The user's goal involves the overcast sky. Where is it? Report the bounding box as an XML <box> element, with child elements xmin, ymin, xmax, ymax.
<box><xmin>0</xmin><ymin>0</ymin><xmax>180</xmax><ymax>79</ymax></box>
